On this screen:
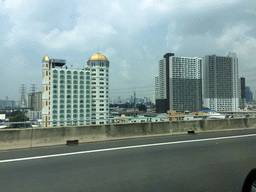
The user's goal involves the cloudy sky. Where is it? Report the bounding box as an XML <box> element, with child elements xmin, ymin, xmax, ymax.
<box><xmin>0</xmin><ymin>0</ymin><xmax>255</xmax><ymax>101</ymax></box>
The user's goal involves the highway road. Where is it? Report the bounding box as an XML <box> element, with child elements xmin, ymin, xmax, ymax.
<box><xmin>1</xmin><ymin>129</ymin><xmax>256</xmax><ymax>192</ymax></box>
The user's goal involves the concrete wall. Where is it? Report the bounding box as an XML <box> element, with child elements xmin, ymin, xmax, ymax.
<box><xmin>32</xmin><ymin>125</ymin><xmax>106</xmax><ymax>147</ymax></box>
<box><xmin>0</xmin><ymin>128</ymin><xmax>32</xmax><ymax>150</ymax></box>
<box><xmin>1</xmin><ymin>117</ymin><xmax>256</xmax><ymax>150</ymax></box>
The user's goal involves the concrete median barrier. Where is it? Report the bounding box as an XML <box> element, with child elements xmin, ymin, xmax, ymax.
<box><xmin>171</xmin><ymin>120</ymin><xmax>200</xmax><ymax>133</ymax></box>
<box><xmin>1</xmin><ymin>117</ymin><xmax>256</xmax><ymax>150</ymax></box>
<box><xmin>150</xmin><ymin>121</ymin><xmax>171</xmax><ymax>134</ymax></box>
<box><xmin>200</xmin><ymin>119</ymin><xmax>230</xmax><ymax>131</ymax></box>
<box><xmin>0</xmin><ymin>128</ymin><xmax>32</xmax><ymax>150</ymax></box>
<box><xmin>107</xmin><ymin>122</ymin><xmax>150</xmax><ymax>137</ymax></box>
<box><xmin>31</xmin><ymin>125</ymin><xmax>106</xmax><ymax>147</ymax></box>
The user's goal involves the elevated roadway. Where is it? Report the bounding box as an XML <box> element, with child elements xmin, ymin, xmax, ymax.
<box><xmin>1</xmin><ymin>129</ymin><xmax>256</xmax><ymax>191</ymax></box>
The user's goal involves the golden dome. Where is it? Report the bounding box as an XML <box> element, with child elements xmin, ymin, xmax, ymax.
<box><xmin>88</xmin><ymin>52</ymin><xmax>108</xmax><ymax>62</ymax></box>
<box><xmin>42</xmin><ymin>55</ymin><xmax>49</xmax><ymax>62</ymax></box>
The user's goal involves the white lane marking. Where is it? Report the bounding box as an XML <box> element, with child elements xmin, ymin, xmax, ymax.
<box><xmin>1</xmin><ymin>133</ymin><xmax>256</xmax><ymax>163</ymax></box>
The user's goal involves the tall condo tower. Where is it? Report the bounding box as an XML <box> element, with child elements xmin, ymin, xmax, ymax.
<box><xmin>155</xmin><ymin>53</ymin><xmax>174</xmax><ymax>113</ymax></box>
<box><xmin>169</xmin><ymin>56</ymin><xmax>202</xmax><ymax>112</ymax></box>
<box><xmin>203</xmin><ymin>52</ymin><xmax>239</xmax><ymax>111</ymax></box>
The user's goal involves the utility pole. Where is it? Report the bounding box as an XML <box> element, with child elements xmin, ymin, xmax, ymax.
<box><xmin>134</xmin><ymin>91</ymin><xmax>136</xmax><ymax>117</ymax></box>
<box><xmin>19</xmin><ymin>84</ymin><xmax>26</xmax><ymax>108</ymax></box>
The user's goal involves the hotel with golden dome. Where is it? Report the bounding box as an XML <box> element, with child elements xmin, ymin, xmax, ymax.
<box><xmin>42</xmin><ymin>53</ymin><xmax>109</xmax><ymax>127</ymax></box>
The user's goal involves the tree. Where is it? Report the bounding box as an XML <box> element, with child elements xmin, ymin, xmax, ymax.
<box><xmin>6</xmin><ymin>110</ymin><xmax>22</xmax><ymax>117</ymax></box>
<box><xmin>202</xmin><ymin>107</ymin><xmax>210</xmax><ymax>110</ymax></box>
<box><xmin>137</xmin><ymin>104</ymin><xmax>147</xmax><ymax>111</ymax></box>
<box><xmin>9</xmin><ymin>113</ymin><xmax>29</xmax><ymax>128</ymax></box>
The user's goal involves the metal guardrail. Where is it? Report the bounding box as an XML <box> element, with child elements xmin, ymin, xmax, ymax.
<box><xmin>0</xmin><ymin>113</ymin><xmax>254</xmax><ymax>128</ymax></box>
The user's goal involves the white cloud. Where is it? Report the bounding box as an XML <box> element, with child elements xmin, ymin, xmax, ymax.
<box><xmin>0</xmin><ymin>0</ymin><xmax>255</xmax><ymax>100</ymax></box>
<box><xmin>139</xmin><ymin>0</ymin><xmax>170</xmax><ymax>12</ymax></box>
<box><xmin>215</xmin><ymin>25</ymin><xmax>251</xmax><ymax>48</ymax></box>
<box><xmin>119</xmin><ymin>59</ymin><xmax>130</xmax><ymax>79</ymax></box>
<box><xmin>41</xmin><ymin>21</ymin><xmax>117</xmax><ymax>51</ymax></box>
<box><xmin>103</xmin><ymin>47</ymin><xmax>117</xmax><ymax>59</ymax></box>
<box><xmin>110</xmin><ymin>1</ymin><xmax>121</xmax><ymax>13</ymax></box>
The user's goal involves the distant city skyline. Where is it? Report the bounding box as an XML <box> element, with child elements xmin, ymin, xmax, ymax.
<box><xmin>0</xmin><ymin>0</ymin><xmax>255</xmax><ymax>101</ymax></box>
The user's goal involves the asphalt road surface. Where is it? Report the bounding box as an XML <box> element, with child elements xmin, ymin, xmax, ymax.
<box><xmin>1</xmin><ymin>129</ymin><xmax>256</xmax><ymax>192</ymax></box>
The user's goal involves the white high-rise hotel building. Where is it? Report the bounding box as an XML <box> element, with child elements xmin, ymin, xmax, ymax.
<box><xmin>42</xmin><ymin>53</ymin><xmax>109</xmax><ymax>127</ymax></box>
